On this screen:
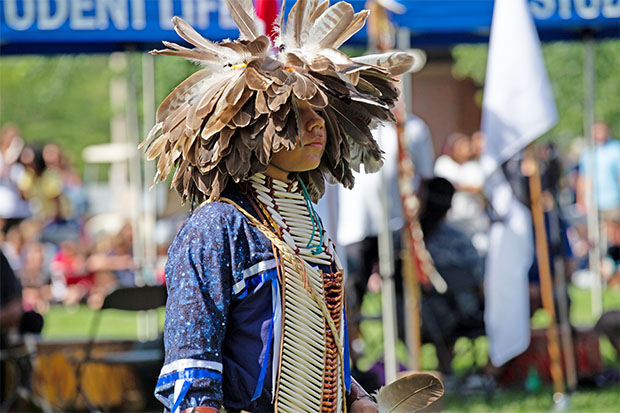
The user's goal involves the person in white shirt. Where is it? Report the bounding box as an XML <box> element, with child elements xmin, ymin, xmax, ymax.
<box><xmin>335</xmin><ymin>114</ymin><xmax>434</xmax><ymax>365</ymax></box>
<box><xmin>434</xmin><ymin>132</ymin><xmax>489</xmax><ymax>254</ymax></box>
<box><xmin>0</xmin><ymin>124</ymin><xmax>30</xmax><ymax>233</ymax></box>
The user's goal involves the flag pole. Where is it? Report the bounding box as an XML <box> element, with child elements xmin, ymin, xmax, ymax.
<box><xmin>366</xmin><ymin>0</ymin><xmax>398</xmax><ymax>383</ymax></box>
<box><xmin>583</xmin><ymin>33</ymin><xmax>603</xmax><ymax>319</ymax></box>
<box><xmin>526</xmin><ymin>144</ymin><xmax>566</xmax><ymax>397</ymax></box>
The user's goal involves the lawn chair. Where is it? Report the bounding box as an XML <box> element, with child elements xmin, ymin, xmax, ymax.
<box><xmin>76</xmin><ymin>285</ymin><xmax>167</xmax><ymax>412</ymax></box>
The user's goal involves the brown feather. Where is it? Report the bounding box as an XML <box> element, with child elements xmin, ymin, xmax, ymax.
<box><xmin>150</xmin><ymin>47</ymin><xmax>220</xmax><ymax>63</ymax></box>
<box><xmin>201</xmin><ymin>87</ymin><xmax>253</xmax><ymax>141</ymax></box>
<box><xmin>246</xmin><ymin>35</ymin><xmax>271</xmax><ymax>56</ymax></box>
<box><xmin>156</xmin><ymin>69</ymin><xmax>212</xmax><ymax>123</ymax></box>
<box><xmin>308</xmin><ymin>2</ymin><xmax>354</xmax><ymax>48</ymax></box>
<box><xmin>169</xmin><ymin>122</ymin><xmax>187</xmax><ymax>145</ymax></box>
<box><xmin>194</xmin><ymin>76</ymin><xmax>230</xmax><ymax>119</ymax></box>
<box><xmin>309</xmin><ymin>0</ymin><xmax>330</xmax><ymax>22</ymax></box>
<box><xmin>328</xmin><ymin>97</ymin><xmax>373</xmax><ymax>147</ymax></box>
<box><xmin>352</xmin><ymin>51</ymin><xmax>415</xmax><ymax>76</ymax></box>
<box><xmin>220</xmin><ymin>42</ymin><xmax>251</xmax><ymax>58</ymax></box>
<box><xmin>172</xmin><ymin>17</ymin><xmax>239</xmax><ymax>63</ymax></box>
<box><xmin>145</xmin><ymin>134</ymin><xmax>167</xmax><ymax>161</ymax></box>
<box><xmin>162</xmin><ymin>101</ymin><xmax>190</xmax><ymax>134</ymax></box>
<box><xmin>255</xmin><ymin>91</ymin><xmax>269</xmax><ymax>115</ymax></box>
<box><xmin>307</xmin><ymin>86</ymin><xmax>329</xmax><ymax>108</ymax></box>
<box><xmin>224</xmin><ymin>0</ymin><xmax>263</xmax><ymax>40</ymax></box>
<box><xmin>244</xmin><ymin>66</ymin><xmax>272</xmax><ymax>91</ymax></box>
<box><xmin>232</xmin><ymin>96</ymin><xmax>254</xmax><ymax>127</ymax></box>
<box><xmin>298</xmin><ymin>0</ymin><xmax>320</xmax><ymax>43</ymax></box>
<box><xmin>257</xmin><ymin>119</ymin><xmax>275</xmax><ymax>165</ymax></box>
<box><xmin>292</xmin><ymin>72</ymin><xmax>317</xmax><ymax>100</ymax></box>
<box><xmin>332</xmin><ymin>10</ymin><xmax>369</xmax><ymax>48</ymax></box>
<box><xmin>267</xmin><ymin>86</ymin><xmax>291</xmax><ymax>111</ymax></box>
<box><xmin>225</xmin><ymin>73</ymin><xmax>249</xmax><ymax>105</ymax></box>
<box><xmin>375</xmin><ymin>372</ymin><xmax>444</xmax><ymax>413</ymax></box>
<box><xmin>308</xmin><ymin>55</ymin><xmax>334</xmax><ymax>72</ymax></box>
<box><xmin>292</xmin><ymin>0</ymin><xmax>307</xmax><ymax>46</ymax></box>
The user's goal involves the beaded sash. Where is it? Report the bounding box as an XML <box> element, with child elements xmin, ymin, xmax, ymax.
<box><xmin>221</xmin><ymin>174</ymin><xmax>346</xmax><ymax>412</ymax></box>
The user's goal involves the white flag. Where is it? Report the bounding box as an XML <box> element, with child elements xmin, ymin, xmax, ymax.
<box><xmin>481</xmin><ymin>0</ymin><xmax>557</xmax><ymax>367</ymax></box>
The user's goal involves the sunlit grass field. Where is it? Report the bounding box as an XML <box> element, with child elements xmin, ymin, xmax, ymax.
<box><xmin>42</xmin><ymin>285</ymin><xmax>620</xmax><ymax>412</ymax></box>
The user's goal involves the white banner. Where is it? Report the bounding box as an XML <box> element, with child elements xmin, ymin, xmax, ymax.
<box><xmin>481</xmin><ymin>0</ymin><xmax>558</xmax><ymax>367</ymax></box>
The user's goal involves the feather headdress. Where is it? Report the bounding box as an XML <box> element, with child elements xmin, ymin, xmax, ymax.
<box><xmin>140</xmin><ymin>0</ymin><xmax>415</xmax><ymax>203</ymax></box>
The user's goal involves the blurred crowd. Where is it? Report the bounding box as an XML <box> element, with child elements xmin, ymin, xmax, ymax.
<box><xmin>326</xmin><ymin>117</ymin><xmax>620</xmax><ymax>388</ymax></box>
<box><xmin>0</xmin><ymin>124</ymin><xmax>172</xmax><ymax>322</ymax></box>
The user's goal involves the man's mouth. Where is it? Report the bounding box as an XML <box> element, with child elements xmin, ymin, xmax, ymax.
<box><xmin>304</xmin><ymin>136</ymin><xmax>325</xmax><ymax>148</ymax></box>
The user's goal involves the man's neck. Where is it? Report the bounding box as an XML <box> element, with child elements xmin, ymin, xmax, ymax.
<box><xmin>264</xmin><ymin>164</ymin><xmax>292</xmax><ymax>183</ymax></box>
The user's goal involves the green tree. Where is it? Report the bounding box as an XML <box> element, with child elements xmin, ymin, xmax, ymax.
<box><xmin>451</xmin><ymin>39</ymin><xmax>620</xmax><ymax>148</ymax></box>
<box><xmin>0</xmin><ymin>55</ymin><xmax>111</xmax><ymax>171</ymax></box>
<box><xmin>0</xmin><ymin>52</ymin><xmax>197</xmax><ymax>173</ymax></box>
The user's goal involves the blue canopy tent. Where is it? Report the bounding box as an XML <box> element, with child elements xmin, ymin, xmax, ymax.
<box><xmin>1</xmin><ymin>0</ymin><xmax>618</xmax><ymax>54</ymax></box>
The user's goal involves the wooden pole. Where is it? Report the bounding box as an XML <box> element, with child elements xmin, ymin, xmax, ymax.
<box><xmin>402</xmin><ymin>235</ymin><xmax>422</xmax><ymax>370</ymax></box>
<box><xmin>553</xmin><ymin>255</ymin><xmax>578</xmax><ymax>392</ymax></box>
<box><xmin>526</xmin><ymin>145</ymin><xmax>565</xmax><ymax>396</ymax></box>
<box><xmin>396</xmin><ymin>26</ymin><xmax>421</xmax><ymax>372</ymax></box>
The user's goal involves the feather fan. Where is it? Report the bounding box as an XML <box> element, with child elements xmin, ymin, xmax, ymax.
<box><xmin>142</xmin><ymin>0</ymin><xmax>416</xmax><ymax>203</ymax></box>
<box><xmin>375</xmin><ymin>372</ymin><xmax>444</xmax><ymax>413</ymax></box>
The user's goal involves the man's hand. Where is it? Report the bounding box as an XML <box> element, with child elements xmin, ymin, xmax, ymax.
<box><xmin>350</xmin><ymin>397</ymin><xmax>379</xmax><ymax>413</ymax></box>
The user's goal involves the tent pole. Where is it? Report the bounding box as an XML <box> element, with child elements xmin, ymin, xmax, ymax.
<box><xmin>142</xmin><ymin>52</ymin><xmax>157</xmax><ymax>286</ymax></box>
<box><xmin>527</xmin><ymin>144</ymin><xmax>565</xmax><ymax>397</ymax></box>
<box><xmin>142</xmin><ymin>52</ymin><xmax>160</xmax><ymax>339</ymax></box>
<box><xmin>125</xmin><ymin>46</ymin><xmax>145</xmax><ymax>289</ymax></box>
<box><xmin>108</xmin><ymin>53</ymin><xmax>129</xmax><ymax>212</ymax></box>
<box><xmin>379</xmin><ymin>168</ymin><xmax>398</xmax><ymax>384</ymax></box>
<box><xmin>583</xmin><ymin>35</ymin><xmax>603</xmax><ymax>319</ymax></box>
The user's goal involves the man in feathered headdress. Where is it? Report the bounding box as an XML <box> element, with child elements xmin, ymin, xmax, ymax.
<box><xmin>142</xmin><ymin>0</ymin><xmax>417</xmax><ymax>411</ymax></box>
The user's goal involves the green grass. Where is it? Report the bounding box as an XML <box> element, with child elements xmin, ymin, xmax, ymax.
<box><xmin>354</xmin><ymin>285</ymin><xmax>620</xmax><ymax>373</ymax></box>
<box><xmin>41</xmin><ymin>286</ymin><xmax>620</xmax><ymax>412</ymax></box>
<box><xmin>442</xmin><ymin>385</ymin><xmax>620</xmax><ymax>412</ymax></box>
<box><xmin>42</xmin><ymin>305</ymin><xmax>165</xmax><ymax>340</ymax></box>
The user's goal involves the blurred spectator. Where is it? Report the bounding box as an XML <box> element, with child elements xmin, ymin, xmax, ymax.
<box><xmin>42</xmin><ymin>143</ymin><xmax>88</xmax><ymax>221</ymax></box>
<box><xmin>0</xmin><ymin>124</ymin><xmax>30</xmax><ymax>232</ymax></box>
<box><xmin>1</xmin><ymin>250</ymin><xmax>24</xmax><ymax>340</ymax></box>
<box><xmin>1</xmin><ymin>250</ymin><xmax>43</xmax><ymax>407</ymax></box>
<box><xmin>577</xmin><ymin>121</ymin><xmax>620</xmax><ymax>260</ymax></box>
<box><xmin>594</xmin><ymin>310</ymin><xmax>620</xmax><ymax>358</ymax></box>
<box><xmin>434</xmin><ymin>132</ymin><xmax>489</xmax><ymax>254</ymax></box>
<box><xmin>419</xmin><ymin>177</ymin><xmax>485</xmax><ymax>374</ymax></box>
<box><xmin>86</xmin><ymin>223</ymin><xmax>135</xmax><ymax>307</ymax></box>
<box><xmin>49</xmin><ymin>240</ymin><xmax>94</xmax><ymax>306</ymax></box>
<box><xmin>336</xmin><ymin>115</ymin><xmax>434</xmax><ymax>366</ymax></box>
<box><xmin>18</xmin><ymin>143</ymin><xmax>82</xmax><ymax>247</ymax></box>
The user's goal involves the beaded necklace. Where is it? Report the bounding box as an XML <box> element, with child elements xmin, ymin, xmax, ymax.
<box><xmin>249</xmin><ymin>173</ymin><xmax>342</xmax><ymax>268</ymax></box>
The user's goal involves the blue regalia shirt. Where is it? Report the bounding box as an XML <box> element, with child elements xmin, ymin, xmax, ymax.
<box><xmin>155</xmin><ymin>185</ymin><xmax>279</xmax><ymax>412</ymax></box>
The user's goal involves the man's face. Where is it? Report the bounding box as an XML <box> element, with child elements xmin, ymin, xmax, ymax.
<box><xmin>269</xmin><ymin>101</ymin><xmax>326</xmax><ymax>173</ymax></box>
<box><xmin>592</xmin><ymin>122</ymin><xmax>609</xmax><ymax>145</ymax></box>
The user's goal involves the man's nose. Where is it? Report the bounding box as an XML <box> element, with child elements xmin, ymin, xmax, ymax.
<box><xmin>307</xmin><ymin>110</ymin><xmax>325</xmax><ymax>131</ymax></box>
